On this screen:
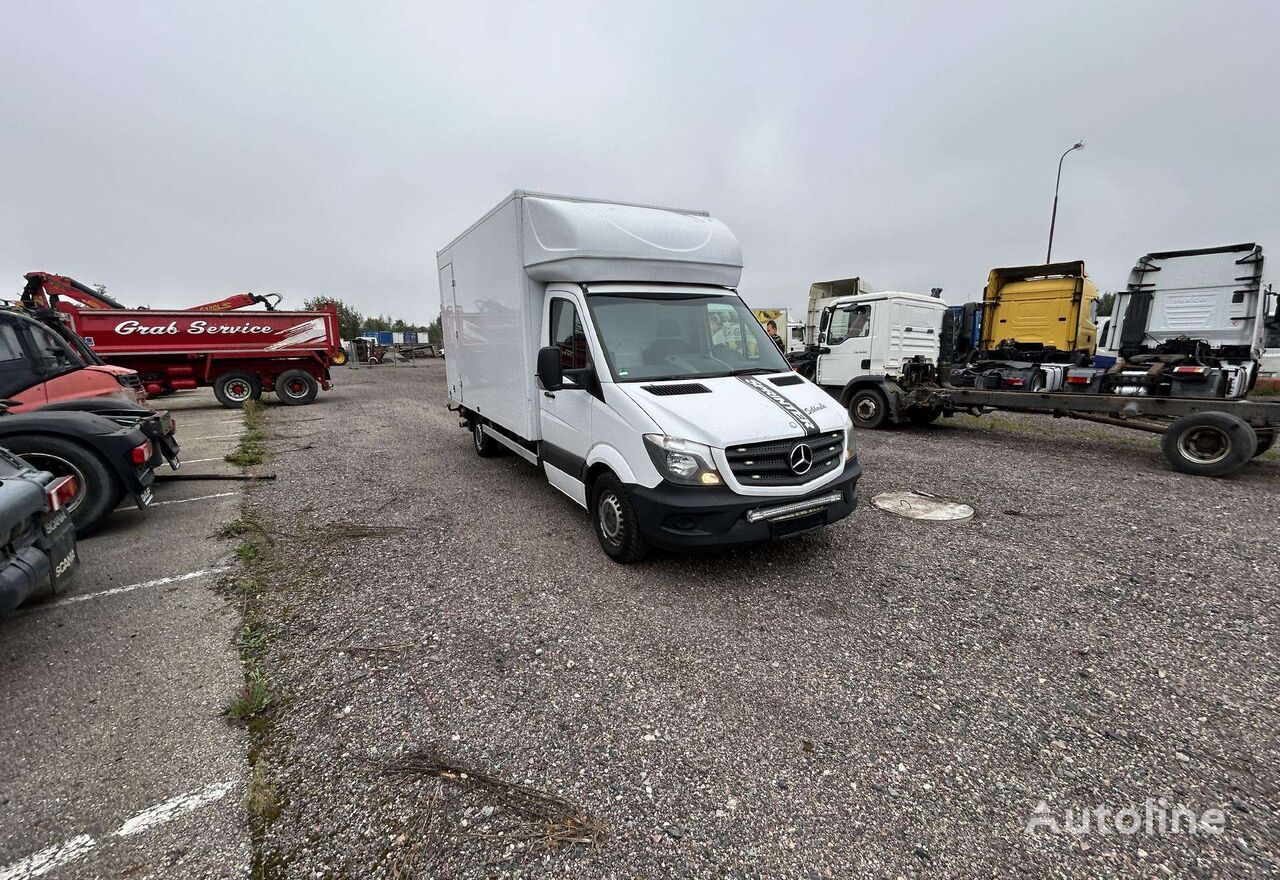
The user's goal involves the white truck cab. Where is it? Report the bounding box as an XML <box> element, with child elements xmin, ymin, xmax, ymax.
<box><xmin>438</xmin><ymin>192</ymin><xmax>860</xmax><ymax>562</ymax></box>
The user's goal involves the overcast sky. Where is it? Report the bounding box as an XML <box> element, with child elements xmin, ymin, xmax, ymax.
<box><xmin>2</xmin><ymin>1</ymin><xmax>1277</xmax><ymax>324</ymax></box>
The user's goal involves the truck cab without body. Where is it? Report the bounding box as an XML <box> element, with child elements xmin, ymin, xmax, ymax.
<box><xmin>1064</xmin><ymin>244</ymin><xmax>1270</xmax><ymax>399</ymax></box>
<box><xmin>439</xmin><ymin>192</ymin><xmax>860</xmax><ymax>562</ymax></box>
<box><xmin>950</xmin><ymin>261</ymin><xmax>1098</xmax><ymax>392</ymax></box>
<box><xmin>793</xmin><ymin>285</ymin><xmax>948</xmax><ymax>429</ymax></box>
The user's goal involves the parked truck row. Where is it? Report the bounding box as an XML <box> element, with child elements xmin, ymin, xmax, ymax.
<box><xmin>791</xmin><ymin>243</ymin><xmax>1280</xmax><ymax>477</ymax></box>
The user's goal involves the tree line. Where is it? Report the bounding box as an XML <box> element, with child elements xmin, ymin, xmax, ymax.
<box><xmin>302</xmin><ymin>297</ymin><xmax>442</xmax><ymax>344</ymax></box>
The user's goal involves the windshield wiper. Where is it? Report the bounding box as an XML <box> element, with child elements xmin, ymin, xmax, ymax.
<box><xmin>727</xmin><ymin>367</ymin><xmax>782</xmax><ymax>376</ymax></box>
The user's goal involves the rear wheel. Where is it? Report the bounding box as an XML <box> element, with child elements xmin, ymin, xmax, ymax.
<box><xmin>213</xmin><ymin>372</ymin><xmax>262</xmax><ymax>409</ymax></box>
<box><xmin>274</xmin><ymin>369</ymin><xmax>319</xmax><ymax>405</ymax></box>
<box><xmin>849</xmin><ymin>388</ymin><xmax>889</xmax><ymax>430</ymax></box>
<box><xmin>472</xmin><ymin>420</ymin><xmax>501</xmax><ymax>457</ymax></box>
<box><xmin>906</xmin><ymin>405</ymin><xmax>942</xmax><ymax>426</ymax></box>
<box><xmin>1160</xmin><ymin>412</ymin><xmax>1256</xmax><ymax>477</ymax></box>
<box><xmin>331</xmin><ymin>348</ymin><xmax>348</xmax><ymax>366</ymax></box>
<box><xmin>7</xmin><ymin>435</ymin><xmax>122</xmax><ymax>536</ymax></box>
<box><xmin>1253</xmin><ymin>429</ymin><xmax>1277</xmax><ymax>458</ymax></box>
<box><xmin>591</xmin><ymin>473</ymin><xmax>648</xmax><ymax>564</ymax></box>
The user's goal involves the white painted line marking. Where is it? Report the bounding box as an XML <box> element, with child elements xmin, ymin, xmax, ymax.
<box><xmin>33</xmin><ymin>567</ymin><xmax>233</xmax><ymax>611</ymax></box>
<box><xmin>0</xmin><ymin>834</ymin><xmax>96</xmax><ymax>880</ymax></box>
<box><xmin>180</xmin><ymin>457</ymin><xmax>228</xmax><ymax>465</ymax></box>
<box><xmin>0</xmin><ymin>780</ymin><xmax>235</xmax><ymax>879</ymax></box>
<box><xmin>185</xmin><ymin>433</ymin><xmax>242</xmax><ymax>441</ymax></box>
<box><xmin>116</xmin><ymin>780</ymin><xmax>235</xmax><ymax>837</ymax></box>
<box><xmin>151</xmin><ymin>492</ymin><xmax>237</xmax><ymax>506</ymax></box>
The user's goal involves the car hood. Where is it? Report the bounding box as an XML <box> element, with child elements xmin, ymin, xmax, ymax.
<box><xmin>616</xmin><ymin>373</ymin><xmax>845</xmax><ymax>448</ymax></box>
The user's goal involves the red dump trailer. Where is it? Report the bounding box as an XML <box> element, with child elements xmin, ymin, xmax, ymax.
<box><xmin>23</xmin><ymin>272</ymin><xmax>347</xmax><ymax>408</ymax></box>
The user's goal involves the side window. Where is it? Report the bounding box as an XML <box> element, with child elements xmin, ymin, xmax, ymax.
<box><xmin>0</xmin><ymin>325</ymin><xmax>23</xmax><ymax>362</ymax></box>
<box><xmin>827</xmin><ymin>305</ymin><xmax>871</xmax><ymax>345</ymax></box>
<box><xmin>27</xmin><ymin>324</ymin><xmax>78</xmax><ymax>370</ymax></box>
<box><xmin>549</xmin><ymin>298</ymin><xmax>588</xmax><ymax>375</ymax></box>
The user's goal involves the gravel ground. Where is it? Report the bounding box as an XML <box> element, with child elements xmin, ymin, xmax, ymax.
<box><xmin>241</xmin><ymin>363</ymin><xmax>1278</xmax><ymax>878</ymax></box>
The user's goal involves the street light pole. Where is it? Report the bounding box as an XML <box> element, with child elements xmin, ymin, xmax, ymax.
<box><xmin>1046</xmin><ymin>141</ymin><xmax>1085</xmax><ymax>263</ymax></box>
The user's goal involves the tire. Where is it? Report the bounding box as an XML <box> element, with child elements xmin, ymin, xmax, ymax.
<box><xmin>7</xmin><ymin>435</ymin><xmax>123</xmax><ymax>537</ymax></box>
<box><xmin>906</xmin><ymin>406</ymin><xmax>942</xmax><ymax>426</ymax></box>
<box><xmin>274</xmin><ymin>369</ymin><xmax>319</xmax><ymax>405</ymax></box>
<box><xmin>1253</xmin><ymin>429</ymin><xmax>1277</xmax><ymax>459</ymax></box>
<box><xmin>1160</xmin><ymin>412</ymin><xmax>1257</xmax><ymax>477</ymax></box>
<box><xmin>331</xmin><ymin>348</ymin><xmax>348</xmax><ymax>366</ymax></box>
<box><xmin>591</xmin><ymin>473</ymin><xmax>648</xmax><ymax>564</ymax></box>
<box><xmin>849</xmin><ymin>388</ymin><xmax>889</xmax><ymax>430</ymax></box>
<box><xmin>471</xmin><ymin>420</ymin><xmax>501</xmax><ymax>458</ymax></box>
<box><xmin>213</xmin><ymin>372</ymin><xmax>262</xmax><ymax>409</ymax></box>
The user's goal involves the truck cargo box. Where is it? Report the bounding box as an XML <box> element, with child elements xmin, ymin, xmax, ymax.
<box><xmin>437</xmin><ymin>191</ymin><xmax>743</xmax><ymax>441</ymax></box>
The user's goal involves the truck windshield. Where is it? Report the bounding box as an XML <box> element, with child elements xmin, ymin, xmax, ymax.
<box><xmin>587</xmin><ymin>293</ymin><xmax>791</xmax><ymax>382</ymax></box>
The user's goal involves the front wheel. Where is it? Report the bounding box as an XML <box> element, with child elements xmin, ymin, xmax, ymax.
<box><xmin>8</xmin><ymin>436</ymin><xmax>122</xmax><ymax>536</ymax></box>
<box><xmin>274</xmin><ymin>369</ymin><xmax>319</xmax><ymax>405</ymax></box>
<box><xmin>213</xmin><ymin>372</ymin><xmax>262</xmax><ymax>409</ymax></box>
<box><xmin>591</xmin><ymin>473</ymin><xmax>648</xmax><ymax>564</ymax></box>
<box><xmin>1160</xmin><ymin>412</ymin><xmax>1256</xmax><ymax>477</ymax></box>
<box><xmin>849</xmin><ymin>388</ymin><xmax>889</xmax><ymax>430</ymax></box>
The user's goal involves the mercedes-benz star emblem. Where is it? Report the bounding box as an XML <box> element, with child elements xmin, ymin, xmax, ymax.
<box><xmin>789</xmin><ymin>443</ymin><xmax>813</xmax><ymax>475</ymax></box>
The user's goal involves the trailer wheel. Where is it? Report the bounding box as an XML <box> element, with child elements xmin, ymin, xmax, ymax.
<box><xmin>1253</xmin><ymin>429</ymin><xmax>1277</xmax><ymax>458</ymax></box>
<box><xmin>331</xmin><ymin>349</ymin><xmax>348</xmax><ymax>366</ymax></box>
<box><xmin>8</xmin><ymin>436</ymin><xmax>122</xmax><ymax>537</ymax></box>
<box><xmin>591</xmin><ymin>473</ymin><xmax>648</xmax><ymax>564</ymax></box>
<box><xmin>906</xmin><ymin>406</ymin><xmax>942</xmax><ymax>426</ymax></box>
<box><xmin>849</xmin><ymin>388</ymin><xmax>889</xmax><ymax>430</ymax></box>
<box><xmin>214</xmin><ymin>372</ymin><xmax>262</xmax><ymax>408</ymax></box>
<box><xmin>1160</xmin><ymin>412</ymin><xmax>1257</xmax><ymax>477</ymax></box>
<box><xmin>274</xmin><ymin>370</ymin><xmax>319</xmax><ymax>405</ymax></box>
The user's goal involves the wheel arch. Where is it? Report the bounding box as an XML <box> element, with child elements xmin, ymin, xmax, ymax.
<box><xmin>840</xmin><ymin>377</ymin><xmax>907</xmax><ymax>422</ymax></box>
<box><xmin>583</xmin><ymin>444</ymin><xmax>637</xmax><ymax>495</ymax></box>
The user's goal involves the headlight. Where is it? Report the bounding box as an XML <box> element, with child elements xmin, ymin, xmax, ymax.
<box><xmin>844</xmin><ymin>418</ymin><xmax>858</xmax><ymax>461</ymax></box>
<box><xmin>643</xmin><ymin>435</ymin><xmax>722</xmax><ymax>486</ymax></box>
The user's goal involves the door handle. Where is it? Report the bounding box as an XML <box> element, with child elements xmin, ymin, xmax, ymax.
<box><xmin>543</xmin><ymin>391</ymin><xmax>555</xmax><ymax>399</ymax></box>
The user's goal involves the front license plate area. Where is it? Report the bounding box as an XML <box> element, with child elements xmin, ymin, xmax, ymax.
<box><xmin>770</xmin><ymin>509</ymin><xmax>827</xmax><ymax>540</ymax></box>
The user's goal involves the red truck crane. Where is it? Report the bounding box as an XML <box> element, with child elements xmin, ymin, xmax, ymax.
<box><xmin>23</xmin><ymin>272</ymin><xmax>347</xmax><ymax>408</ymax></box>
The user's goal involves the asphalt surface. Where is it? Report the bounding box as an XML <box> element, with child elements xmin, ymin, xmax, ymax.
<box><xmin>0</xmin><ymin>392</ymin><xmax>252</xmax><ymax>879</ymax></box>
<box><xmin>235</xmin><ymin>362</ymin><xmax>1278</xmax><ymax>879</ymax></box>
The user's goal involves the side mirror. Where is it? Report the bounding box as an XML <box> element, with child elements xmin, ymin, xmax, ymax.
<box><xmin>536</xmin><ymin>346</ymin><xmax>563</xmax><ymax>392</ymax></box>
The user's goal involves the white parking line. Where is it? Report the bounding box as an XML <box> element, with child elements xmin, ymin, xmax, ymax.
<box><xmin>116</xmin><ymin>781</ymin><xmax>236</xmax><ymax>837</ymax></box>
<box><xmin>0</xmin><ymin>781</ymin><xmax>235</xmax><ymax>880</ymax></box>
<box><xmin>29</xmin><ymin>567</ymin><xmax>233</xmax><ymax>611</ymax></box>
<box><xmin>151</xmin><ymin>492</ymin><xmax>237</xmax><ymax>507</ymax></box>
<box><xmin>179</xmin><ymin>457</ymin><xmax>227</xmax><ymax>465</ymax></box>
<box><xmin>184</xmin><ymin>434</ymin><xmax>242</xmax><ymax>442</ymax></box>
<box><xmin>0</xmin><ymin>835</ymin><xmax>95</xmax><ymax>880</ymax></box>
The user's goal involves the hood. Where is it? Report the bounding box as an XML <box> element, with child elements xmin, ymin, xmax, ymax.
<box><xmin>617</xmin><ymin>373</ymin><xmax>845</xmax><ymax>448</ymax></box>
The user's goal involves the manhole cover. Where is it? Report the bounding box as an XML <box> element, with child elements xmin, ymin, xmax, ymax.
<box><xmin>872</xmin><ymin>490</ymin><xmax>974</xmax><ymax>522</ymax></box>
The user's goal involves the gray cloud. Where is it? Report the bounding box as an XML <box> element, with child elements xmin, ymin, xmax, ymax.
<box><xmin>2</xmin><ymin>0</ymin><xmax>1276</xmax><ymax>323</ymax></box>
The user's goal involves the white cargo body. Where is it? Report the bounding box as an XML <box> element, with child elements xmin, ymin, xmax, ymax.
<box><xmin>438</xmin><ymin>191</ymin><xmax>741</xmax><ymax>441</ymax></box>
<box><xmin>437</xmin><ymin>191</ymin><xmax>860</xmax><ymax>562</ymax></box>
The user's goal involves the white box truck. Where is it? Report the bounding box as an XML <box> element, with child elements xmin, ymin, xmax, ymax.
<box><xmin>438</xmin><ymin>191</ymin><xmax>860</xmax><ymax>562</ymax></box>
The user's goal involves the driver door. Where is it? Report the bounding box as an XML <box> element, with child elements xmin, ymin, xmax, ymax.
<box><xmin>539</xmin><ymin>294</ymin><xmax>596</xmax><ymax>507</ymax></box>
<box><xmin>816</xmin><ymin>303</ymin><xmax>873</xmax><ymax>385</ymax></box>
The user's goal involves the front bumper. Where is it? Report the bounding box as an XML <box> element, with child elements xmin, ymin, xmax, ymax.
<box><xmin>629</xmin><ymin>458</ymin><xmax>861</xmax><ymax>551</ymax></box>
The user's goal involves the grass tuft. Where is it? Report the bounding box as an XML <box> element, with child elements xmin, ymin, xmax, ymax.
<box><xmin>226</xmin><ymin>400</ymin><xmax>267</xmax><ymax>467</ymax></box>
<box><xmin>226</xmin><ymin>670</ymin><xmax>274</xmax><ymax>722</ymax></box>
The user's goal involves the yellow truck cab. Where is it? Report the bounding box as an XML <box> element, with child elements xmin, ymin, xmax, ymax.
<box><xmin>952</xmin><ymin>260</ymin><xmax>1098</xmax><ymax>392</ymax></box>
